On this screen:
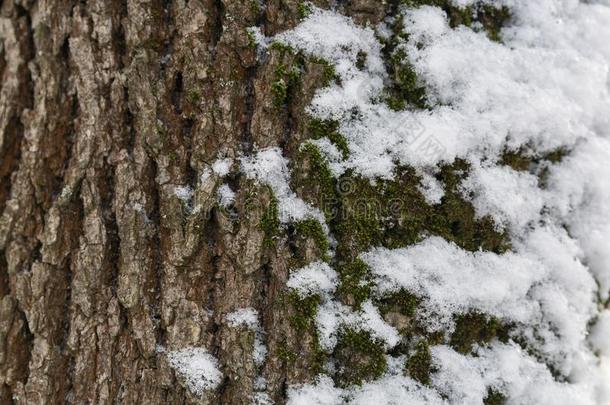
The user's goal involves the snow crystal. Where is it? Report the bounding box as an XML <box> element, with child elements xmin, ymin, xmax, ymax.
<box><xmin>165</xmin><ymin>347</ymin><xmax>222</xmax><ymax>395</ymax></box>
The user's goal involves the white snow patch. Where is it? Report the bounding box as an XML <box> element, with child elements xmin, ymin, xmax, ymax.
<box><xmin>241</xmin><ymin>148</ymin><xmax>327</xmax><ymax>225</ymax></box>
<box><xmin>226</xmin><ymin>308</ymin><xmax>267</xmax><ymax>367</ymax></box>
<box><xmin>287</xmin><ymin>261</ymin><xmax>338</xmax><ymax>298</ymax></box>
<box><xmin>217</xmin><ymin>184</ymin><xmax>236</xmax><ymax>207</ymax></box>
<box><xmin>174</xmin><ymin>185</ymin><xmax>194</xmax><ymax>203</ymax></box>
<box><xmin>165</xmin><ymin>347</ymin><xmax>222</xmax><ymax>395</ymax></box>
<box><xmin>212</xmin><ymin>158</ymin><xmax>233</xmax><ymax>176</ymax></box>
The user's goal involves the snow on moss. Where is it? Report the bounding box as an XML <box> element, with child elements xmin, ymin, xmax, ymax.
<box><xmin>241</xmin><ymin>148</ymin><xmax>327</xmax><ymax>225</ymax></box>
<box><xmin>287</xmin><ymin>261</ymin><xmax>338</xmax><ymax>298</ymax></box>
<box><xmin>266</xmin><ymin>0</ymin><xmax>610</xmax><ymax>402</ymax></box>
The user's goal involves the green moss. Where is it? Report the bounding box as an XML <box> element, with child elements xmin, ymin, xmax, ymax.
<box><xmin>406</xmin><ymin>340</ymin><xmax>432</xmax><ymax>385</ymax></box>
<box><xmin>287</xmin><ymin>292</ymin><xmax>321</xmax><ymax>332</ymax></box>
<box><xmin>356</xmin><ymin>51</ymin><xmax>368</xmax><ymax>70</ymax></box>
<box><xmin>298</xmin><ymin>1</ymin><xmax>312</xmax><ymax>19</ymax></box>
<box><xmin>295</xmin><ymin>143</ymin><xmax>337</xmax><ymax>219</ymax></box>
<box><xmin>431</xmin><ymin>160</ymin><xmax>510</xmax><ymax>253</ymax></box>
<box><xmin>272</xmin><ymin>78</ymin><xmax>289</xmax><ymax>108</ymax></box>
<box><xmin>476</xmin><ymin>5</ymin><xmax>511</xmax><ymax>42</ymax></box>
<box><xmin>187</xmin><ymin>90</ymin><xmax>201</xmax><ymax>105</ymax></box>
<box><xmin>387</xmin><ymin>49</ymin><xmax>428</xmax><ymax>110</ymax></box>
<box><xmin>501</xmin><ymin>149</ymin><xmax>533</xmax><ymax>172</ymax></box>
<box><xmin>502</xmin><ymin>147</ymin><xmax>568</xmax><ymax>170</ymax></box>
<box><xmin>450</xmin><ymin>312</ymin><xmax>509</xmax><ymax>354</ymax></box>
<box><xmin>246</xmin><ymin>29</ymin><xmax>256</xmax><ymax>50</ymax></box>
<box><xmin>277</xmin><ymin>341</ymin><xmax>298</xmax><ymax>363</ymax></box>
<box><xmin>484</xmin><ymin>388</ymin><xmax>507</xmax><ymax>405</ymax></box>
<box><xmin>331</xmin><ymin>164</ymin><xmax>509</xmax><ymax>263</ymax></box>
<box><xmin>337</xmin><ymin>259</ymin><xmax>373</xmax><ymax>309</ymax></box>
<box><xmin>334</xmin><ymin>329</ymin><xmax>387</xmax><ymax>386</ymax></box>
<box><xmin>269</xmin><ymin>41</ymin><xmax>296</xmax><ymax>56</ymax></box>
<box><xmin>310</xmin><ymin>56</ymin><xmax>339</xmax><ymax>87</ymax></box>
<box><xmin>261</xmin><ymin>192</ymin><xmax>281</xmax><ymax>247</ymax></box>
<box><xmin>270</xmin><ymin>46</ymin><xmax>306</xmax><ymax>109</ymax></box>
<box><xmin>250</xmin><ymin>0</ymin><xmax>261</xmax><ymax>16</ymax></box>
<box><xmin>307</xmin><ymin>118</ymin><xmax>349</xmax><ymax>159</ymax></box>
<box><xmin>377</xmin><ymin>289</ymin><xmax>419</xmax><ymax>318</ymax></box>
<box><xmin>294</xmin><ymin>219</ymin><xmax>330</xmax><ymax>258</ymax></box>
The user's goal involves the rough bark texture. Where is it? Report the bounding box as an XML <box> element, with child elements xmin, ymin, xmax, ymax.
<box><xmin>0</xmin><ymin>0</ymin><xmax>516</xmax><ymax>403</ymax></box>
<box><xmin>0</xmin><ymin>1</ymin><xmax>392</xmax><ymax>404</ymax></box>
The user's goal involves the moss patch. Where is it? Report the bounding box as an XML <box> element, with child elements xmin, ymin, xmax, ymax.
<box><xmin>377</xmin><ymin>289</ymin><xmax>419</xmax><ymax>318</ymax></box>
<box><xmin>307</xmin><ymin>118</ymin><xmax>350</xmax><ymax>159</ymax></box>
<box><xmin>292</xmin><ymin>142</ymin><xmax>337</xmax><ymax>220</ymax></box>
<box><xmin>261</xmin><ymin>191</ymin><xmax>281</xmax><ymax>247</ymax></box>
<box><xmin>484</xmin><ymin>388</ymin><xmax>507</xmax><ymax>405</ymax></box>
<box><xmin>287</xmin><ymin>292</ymin><xmax>321</xmax><ymax>332</ymax></box>
<box><xmin>336</xmin><ymin>259</ymin><xmax>374</xmax><ymax>309</ymax></box>
<box><xmin>406</xmin><ymin>340</ymin><xmax>432</xmax><ymax>385</ymax></box>
<box><xmin>334</xmin><ymin>329</ymin><xmax>387</xmax><ymax>386</ymax></box>
<box><xmin>450</xmin><ymin>312</ymin><xmax>509</xmax><ymax>354</ymax></box>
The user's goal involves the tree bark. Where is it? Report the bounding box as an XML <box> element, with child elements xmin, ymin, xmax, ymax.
<box><xmin>0</xmin><ymin>1</ymin><xmax>392</xmax><ymax>404</ymax></box>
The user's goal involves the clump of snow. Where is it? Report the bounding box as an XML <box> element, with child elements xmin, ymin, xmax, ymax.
<box><xmin>418</xmin><ymin>171</ymin><xmax>445</xmax><ymax>205</ymax></box>
<box><xmin>431</xmin><ymin>343</ymin><xmax>596</xmax><ymax>405</ymax></box>
<box><xmin>226</xmin><ymin>307</ymin><xmax>259</xmax><ymax>329</ymax></box>
<box><xmin>590</xmin><ymin>311</ymin><xmax>610</xmax><ymax>357</ymax></box>
<box><xmin>460</xmin><ymin>163</ymin><xmax>545</xmax><ymax>231</ymax></box>
<box><xmin>212</xmin><ymin>158</ymin><xmax>233</xmax><ymax>176</ymax></box>
<box><xmin>287</xmin><ymin>261</ymin><xmax>338</xmax><ymax>298</ymax></box>
<box><xmin>288</xmin><ymin>375</ymin><xmax>343</xmax><ymax>405</ymax></box>
<box><xmin>165</xmin><ymin>347</ymin><xmax>223</xmax><ymax>395</ymax></box>
<box><xmin>217</xmin><ymin>184</ymin><xmax>236</xmax><ymax>207</ymax></box>
<box><xmin>241</xmin><ymin>148</ymin><xmax>327</xmax><ymax>225</ymax></box>
<box><xmin>226</xmin><ymin>308</ymin><xmax>267</xmax><ymax>367</ymax></box>
<box><xmin>174</xmin><ymin>185</ymin><xmax>194</xmax><ymax>204</ymax></box>
<box><xmin>315</xmin><ymin>300</ymin><xmax>400</xmax><ymax>351</ymax></box>
<box><xmin>546</xmin><ymin>138</ymin><xmax>610</xmax><ymax>300</ymax></box>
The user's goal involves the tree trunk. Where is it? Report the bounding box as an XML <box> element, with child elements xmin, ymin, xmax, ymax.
<box><xmin>0</xmin><ymin>1</ymin><xmax>390</xmax><ymax>404</ymax></box>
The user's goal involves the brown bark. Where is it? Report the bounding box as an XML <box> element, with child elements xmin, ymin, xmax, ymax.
<box><xmin>0</xmin><ymin>1</ymin><xmax>389</xmax><ymax>404</ymax></box>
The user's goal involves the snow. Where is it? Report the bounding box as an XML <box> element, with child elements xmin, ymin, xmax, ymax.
<box><xmin>165</xmin><ymin>347</ymin><xmax>223</xmax><ymax>395</ymax></box>
<box><xmin>460</xmin><ymin>163</ymin><xmax>545</xmax><ymax>231</ymax></box>
<box><xmin>212</xmin><ymin>158</ymin><xmax>233</xmax><ymax>176</ymax></box>
<box><xmin>590</xmin><ymin>310</ymin><xmax>610</xmax><ymax>357</ymax></box>
<box><xmin>226</xmin><ymin>307</ymin><xmax>259</xmax><ymax>329</ymax></box>
<box><xmin>226</xmin><ymin>308</ymin><xmax>267</xmax><ymax>367</ymax></box>
<box><xmin>243</xmin><ymin>0</ymin><xmax>610</xmax><ymax>402</ymax></box>
<box><xmin>174</xmin><ymin>185</ymin><xmax>193</xmax><ymax>203</ymax></box>
<box><xmin>241</xmin><ymin>148</ymin><xmax>327</xmax><ymax>225</ymax></box>
<box><xmin>217</xmin><ymin>184</ymin><xmax>236</xmax><ymax>207</ymax></box>
<box><xmin>286</xmin><ymin>261</ymin><xmax>338</xmax><ymax>298</ymax></box>
<box><xmin>418</xmin><ymin>171</ymin><xmax>445</xmax><ymax>205</ymax></box>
